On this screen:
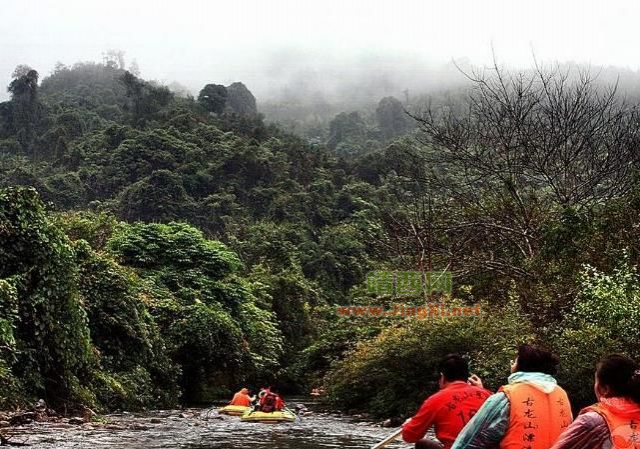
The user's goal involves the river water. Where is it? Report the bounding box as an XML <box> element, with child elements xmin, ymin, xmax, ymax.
<box><xmin>5</xmin><ymin>400</ymin><xmax>410</xmax><ymax>449</ymax></box>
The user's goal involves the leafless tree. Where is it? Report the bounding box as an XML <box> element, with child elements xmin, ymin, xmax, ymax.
<box><xmin>409</xmin><ymin>61</ymin><xmax>640</xmax><ymax>281</ymax></box>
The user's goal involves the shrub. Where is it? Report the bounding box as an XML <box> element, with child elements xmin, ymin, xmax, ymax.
<box><xmin>326</xmin><ymin>300</ymin><xmax>534</xmax><ymax>417</ymax></box>
<box><xmin>553</xmin><ymin>259</ymin><xmax>640</xmax><ymax>410</ymax></box>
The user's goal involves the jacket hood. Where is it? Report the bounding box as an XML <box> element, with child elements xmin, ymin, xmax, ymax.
<box><xmin>600</xmin><ymin>397</ymin><xmax>640</xmax><ymax>418</ymax></box>
<box><xmin>508</xmin><ymin>371</ymin><xmax>558</xmax><ymax>394</ymax></box>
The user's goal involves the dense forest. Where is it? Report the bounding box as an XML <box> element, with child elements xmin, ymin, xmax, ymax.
<box><xmin>0</xmin><ymin>56</ymin><xmax>639</xmax><ymax>419</ymax></box>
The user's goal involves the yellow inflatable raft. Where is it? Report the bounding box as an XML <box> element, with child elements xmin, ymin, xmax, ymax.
<box><xmin>240</xmin><ymin>408</ymin><xmax>296</xmax><ymax>423</ymax></box>
<box><xmin>218</xmin><ymin>405</ymin><xmax>251</xmax><ymax>416</ymax></box>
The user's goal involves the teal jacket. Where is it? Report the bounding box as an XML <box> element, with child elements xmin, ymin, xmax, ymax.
<box><xmin>450</xmin><ymin>372</ymin><xmax>560</xmax><ymax>449</ymax></box>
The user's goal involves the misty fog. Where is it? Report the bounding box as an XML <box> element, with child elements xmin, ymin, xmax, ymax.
<box><xmin>3</xmin><ymin>0</ymin><xmax>640</xmax><ymax>126</ymax></box>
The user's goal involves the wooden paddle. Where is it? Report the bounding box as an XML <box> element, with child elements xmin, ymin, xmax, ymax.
<box><xmin>370</xmin><ymin>427</ymin><xmax>403</xmax><ymax>449</ymax></box>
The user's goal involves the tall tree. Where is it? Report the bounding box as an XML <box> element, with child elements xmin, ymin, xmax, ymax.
<box><xmin>411</xmin><ymin>63</ymin><xmax>640</xmax><ymax>283</ymax></box>
<box><xmin>376</xmin><ymin>96</ymin><xmax>410</xmax><ymax>139</ymax></box>
<box><xmin>327</xmin><ymin>111</ymin><xmax>367</xmax><ymax>150</ymax></box>
<box><xmin>7</xmin><ymin>65</ymin><xmax>42</xmax><ymax>156</ymax></box>
<box><xmin>198</xmin><ymin>84</ymin><xmax>228</xmax><ymax>114</ymax></box>
<box><xmin>120</xmin><ymin>71</ymin><xmax>172</xmax><ymax>125</ymax></box>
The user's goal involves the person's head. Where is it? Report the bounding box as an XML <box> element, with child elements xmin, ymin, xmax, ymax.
<box><xmin>594</xmin><ymin>354</ymin><xmax>640</xmax><ymax>404</ymax></box>
<box><xmin>438</xmin><ymin>354</ymin><xmax>470</xmax><ymax>387</ymax></box>
<box><xmin>512</xmin><ymin>344</ymin><xmax>559</xmax><ymax>375</ymax></box>
<box><xmin>240</xmin><ymin>388</ymin><xmax>249</xmax><ymax>395</ymax></box>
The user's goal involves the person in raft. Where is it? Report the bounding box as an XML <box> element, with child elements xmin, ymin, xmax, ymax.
<box><xmin>450</xmin><ymin>344</ymin><xmax>573</xmax><ymax>449</ymax></box>
<box><xmin>550</xmin><ymin>354</ymin><xmax>640</xmax><ymax>449</ymax></box>
<box><xmin>402</xmin><ymin>354</ymin><xmax>492</xmax><ymax>449</ymax></box>
<box><xmin>229</xmin><ymin>387</ymin><xmax>255</xmax><ymax>407</ymax></box>
<box><xmin>257</xmin><ymin>387</ymin><xmax>286</xmax><ymax>412</ymax></box>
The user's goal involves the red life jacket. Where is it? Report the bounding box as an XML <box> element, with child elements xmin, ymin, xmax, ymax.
<box><xmin>261</xmin><ymin>392</ymin><xmax>278</xmax><ymax>413</ymax></box>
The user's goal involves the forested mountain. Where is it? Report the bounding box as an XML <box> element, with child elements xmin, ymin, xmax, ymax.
<box><xmin>1</xmin><ymin>60</ymin><xmax>639</xmax><ymax>418</ymax></box>
<box><xmin>0</xmin><ymin>61</ymin><xmax>402</xmax><ymax>410</ymax></box>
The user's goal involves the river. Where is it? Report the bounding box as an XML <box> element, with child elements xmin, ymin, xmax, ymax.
<box><xmin>3</xmin><ymin>399</ymin><xmax>410</xmax><ymax>448</ymax></box>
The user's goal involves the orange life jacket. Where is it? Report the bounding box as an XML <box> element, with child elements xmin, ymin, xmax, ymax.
<box><xmin>230</xmin><ymin>392</ymin><xmax>252</xmax><ymax>407</ymax></box>
<box><xmin>582</xmin><ymin>401</ymin><xmax>640</xmax><ymax>449</ymax></box>
<box><xmin>499</xmin><ymin>383</ymin><xmax>573</xmax><ymax>449</ymax></box>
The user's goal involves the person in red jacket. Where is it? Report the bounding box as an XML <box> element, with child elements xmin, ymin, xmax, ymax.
<box><xmin>403</xmin><ymin>354</ymin><xmax>491</xmax><ymax>449</ymax></box>
<box><xmin>258</xmin><ymin>387</ymin><xmax>286</xmax><ymax>412</ymax></box>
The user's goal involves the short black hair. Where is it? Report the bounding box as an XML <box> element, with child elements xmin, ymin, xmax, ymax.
<box><xmin>516</xmin><ymin>344</ymin><xmax>559</xmax><ymax>375</ymax></box>
<box><xmin>439</xmin><ymin>354</ymin><xmax>470</xmax><ymax>382</ymax></box>
<box><xmin>597</xmin><ymin>354</ymin><xmax>640</xmax><ymax>405</ymax></box>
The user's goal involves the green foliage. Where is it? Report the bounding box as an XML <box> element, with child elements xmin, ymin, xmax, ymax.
<box><xmin>238</xmin><ymin>298</ymin><xmax>285</xmax><ymax>380</ymax></box>
<box><xmin>7</xmin><ymin>67</ymin><xmax>44</xmax><ymax>155</ymax></box>
<box><xmin>0</xmin><ymin>187</ymin><xmax>95</xmax><ymax>405</ymax></box>
<box><xmin>554</xmin><ymin>259</ymin><xmax>640</xmax><ymax>409</ymax></box>
<box><xmin>40</xmin><ymin>62</ymin><xmax>128</xmax><ymax>121</ymax></box>
<box><xmin>301</xmin><ymin>223</ymin><xmax>370</xmax><ymax>300</ymax></box>
<box><xmin>42</xmin><ymin>172</ymin><xmax>88</xmax><ymax>208</ymax></box>
<box><xmin>120</xmin><ymin>71</ymin><xmax>173</xmax><ymax>125</ymax></box>
<box><xmin>157</xmin><ymin>300</ymin><xmax>245</xmax><ymax>401</ymax></box>
<box><xmin>0</xmin><ymin>279</ymin><xmax>21</xmax><ymax>408</ymax></box>
<box><xmin>326</xmin><ymin>301</ymin><xmax>534</xmax><ymax>417</ymax></box>
<box><xmin>74</xmin><ymin>242</ymin><xmax>179</xmax><ymax>407</ymax></box>
<box><xmin>246</xmin><ymin>263</ymin><xmax>319</xmax><ymax>352</ymax></box>
<box><xmin>93</xmin><ymin>368</ymin><xmax>159</xmax><ymax>410</ymax></box>
<box><xmin>53</xmin><ymin>211</ymin><xmax>119</xmax><ymax>250</ymax></box>
<box><xmin>108</xmin><ymin>222</ymin><xmax>242</xmax><ymax>279</ymax></box>
<box><xmin>0</xmin><ymin>189</ymin><xmax>282</xmax><ymax>410</ymax></box>
<box><xmin>106</xmin><ymin>221</ymin><xmax>282</xmax><ymax>399</ymax></box>
<box><xmin>291</xmin><ymin>303</ymin><xmax>383</xmax><ymax>389</ymax></box>
<box><xmin>327</xmin><ymin>111</ymin><xmax>369</xmax><ymax>151</ymax></box>
<box><xmin>0</xmin><ymin>279</ymin><xmax>18</xmax><ymax>355</ymax></box>
<box><xmin>570</xmin><ymin>260</ymin><xmax>640</xmax><ymax>343</ymax></box>
<box><xmin>0</xmin><ymin>60</ymin><xmax>439</xmax><ymax>409</ymax></box>
<box><xmin>118</xmin><ymin>170</ymin><xmax>196</xmax><ymax>222</ymax></box>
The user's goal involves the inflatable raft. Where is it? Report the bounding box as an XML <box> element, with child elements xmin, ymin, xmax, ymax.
<box><xmin>240</xmin><ymin>408</ymin><xmax>296</xmax><ymax>423</ymax></box>
<box><xmin>218</xmin><ymin>405</ymin><xmax>251</xmax><ymax>416</ymax></box>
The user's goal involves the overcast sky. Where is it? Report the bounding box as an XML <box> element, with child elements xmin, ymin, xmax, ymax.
<box><xmin>1</xmin><ymin>0</ymin><xmax>639</xmax><ymax>101</ymax></box>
